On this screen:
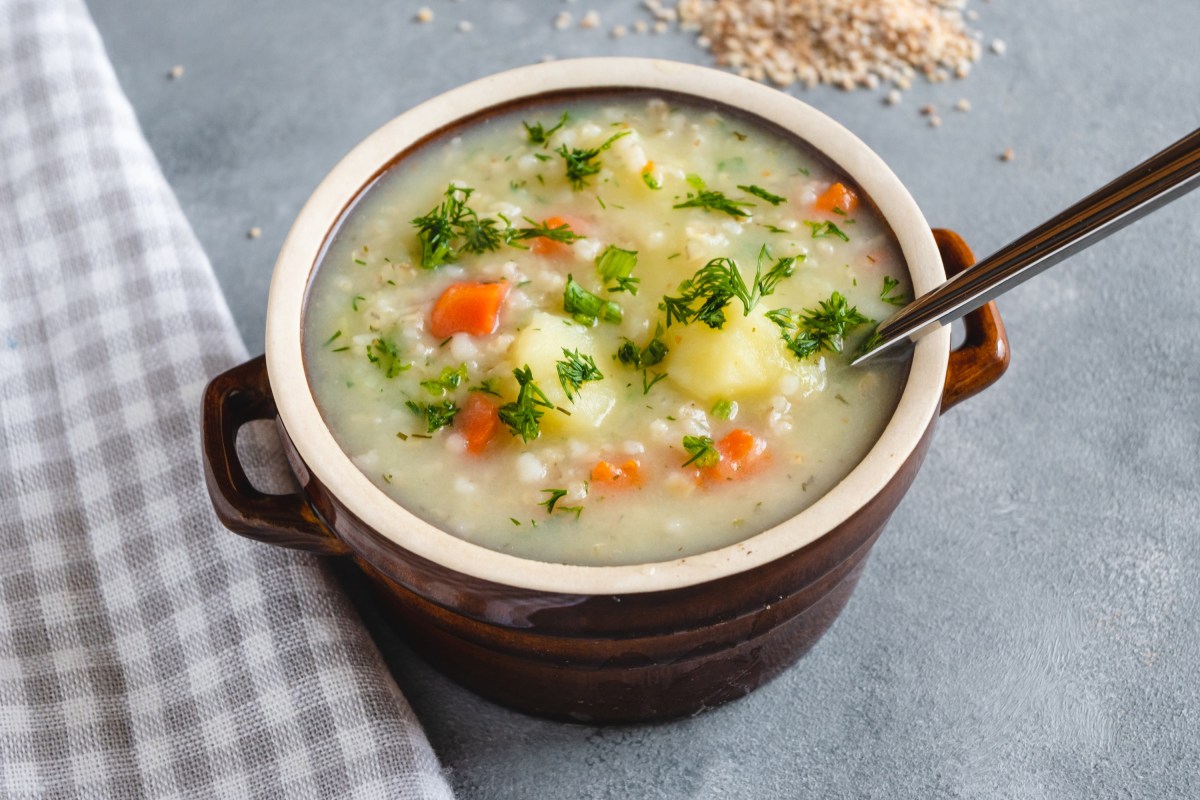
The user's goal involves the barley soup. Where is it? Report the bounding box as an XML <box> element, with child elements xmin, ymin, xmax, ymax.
<box><xmin>303</xmin><ymin>95</ymin><xmax>913</xmax><ymax>566</ymax></box>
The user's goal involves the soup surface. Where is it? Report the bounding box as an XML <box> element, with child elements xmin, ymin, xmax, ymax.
<box><xmin>303</xmin><ymin>95</ymin><xmax>913</xmax><ymax>566</ymax></box>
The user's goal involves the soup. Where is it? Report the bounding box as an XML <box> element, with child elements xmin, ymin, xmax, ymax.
<box><xmin>303</xmin><ymin>95</ymin><xmax>912</xmax><ymax>566</ymax></box>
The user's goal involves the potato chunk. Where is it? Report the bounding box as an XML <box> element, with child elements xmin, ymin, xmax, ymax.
<box><xmin>666</xmin><ymin>306</ymin><xmax>795</xmax><ymax>401</ymax></box>
<box><xmin>508</xmin><ymin>312</ymin><xmax>616</xmax><ymax>434</ymax></box>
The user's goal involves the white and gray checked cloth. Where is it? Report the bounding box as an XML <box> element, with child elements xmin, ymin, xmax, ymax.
<box><xmin>0</xmin><ymin>0</ymin><xmax>456</xmax><ymax>796</ymax></box>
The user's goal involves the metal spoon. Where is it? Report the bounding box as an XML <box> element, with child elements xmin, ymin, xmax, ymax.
<box><xmin>852</xmin><ymin>127</ymin><xmax>1200</xmax><ymax>366</ymax></box>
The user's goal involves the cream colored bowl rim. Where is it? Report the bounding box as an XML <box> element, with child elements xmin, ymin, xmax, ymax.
<box><xmin>266</xmin><ymin>57</ymin><xmax>948</xmax><ymax>595</ymax></box>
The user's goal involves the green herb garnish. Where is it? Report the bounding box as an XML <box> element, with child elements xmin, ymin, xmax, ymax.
<box><xmin>539</xmin><ymin>487</ymin><xmax>582</xmax><ymax>518</ymax></box>
<box><xmin>411</xmin><ymin>184</ymin><xmax>473</xmax><ymax>269</ymax></box>
<box><xmin>470</xmin><ymin>378</ymin><xmax>503</xmax><ymax>397</ymax></box>
<box><xmin>642</xmin><ymin>171</ymin><xmax>661</xmax><ymax>190</ymax></box>
<box><xmin>660</xmin><ymin>247</ymin><xmax>799</xmax><ymax>329</ymax></box>
<box><xmin>413</xmin><ymin>185</ymin><xmax>586</xmax><ymax>266</ymax></box>
<box><xmin>564</xmin><ymin>275</ymin><xmax>623</xmax><ymax>325</ymax></box>
<box><xmin>366</xmin><ymin>336</ymin><xmax>410</xmax><ymax>379</ymax></box>
<box><xmin>805</xmin><ymin>220</ymin><xmax>850</xmax><ymax>242</ymax></box>
<box><xmin>682</xmin><ymin>435</ymin><xmax>719</xmax><ymax>468</ymax></box>
<box><xmin>556</xmin><ymin>130</ymin><xmax>630</xmax><ymax>190</ymax></box>
<box><xmin>767</xmin><ymin>291</ymin><xmax>873</xmax><ymax>359</ymax></box>
<box><xmin>351</xmin><ymin>295</ymin><xmax>365</xmax><ymax>311</ymax></box>
<box><xmin>595</xmin><ymin>245</ymin><xmax>639</xmax><ymax>295</ymax></box>
<box><xmin>405</xmin><ymin>399</ymin><xmax>460</xmax><ymax>433</ymax></box>
<box><xmin>738</xmin><ymin>184</ymin><xmax>786</xmax><ymax>205</ymax></box>
<box><xmin>459</xmin><ymin>216</ymin><xmax>505</xmax><ymax>254</ymax></box>
<box><xmin>881</xmin><ymin>276</ymin><xmax>908</xmax><ymax>306</ymax></box>
<box><xmin>616</xmin><ymin>325</ymin><xmax>668</xmax><ymax>369</ymax></box>
<box><xmin>642</xmin><ymin>370</ymin><xmax>668</xmax><ymax>395</ymax></box>
<box><xmin>420</xmin><ymin>364</ymin><xmax>468</xmax><ymax>396</ymax></box>
<box><xmin>322</xmin><ymin>330</ymin><xmax>342</xmax><ymax>347</ymax></box>
<box><xmin>555</xmin><ymin>348</ymin><xmax>604</xmax><ymax>402</ymax></box>
<box><xmin>507</xmin><ymin>216</ymin><xmax>585</xmax><ymax>247</ymax></box>
<box><xmin>523</xmin><ymin>111</ymin><xmax>568</xmax><ymax>146</ymax></box>
<box><xmin>498</xmin><ymin>365</ymin><xmax>553</xmax><ymax>442</ymax></box>
<box><xmin>711</xmin><ymin>399</ymin><xmax>736</xmax><ymax>420</ymax></box>
<box><xmin>673</xmin><ymin>187</ymin><xmax>752</xmax><ymax>218</ymax></box>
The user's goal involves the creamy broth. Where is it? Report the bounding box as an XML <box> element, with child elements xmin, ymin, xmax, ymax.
<box><xmin>303</xmin><ymin>96</ymin><xmax>912</xmax><ymax>566</ymax></box>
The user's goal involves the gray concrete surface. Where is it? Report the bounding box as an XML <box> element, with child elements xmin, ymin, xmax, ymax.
<box><xmin>90</xmin><ymin>0</ymin><xmax>1200</xmax><ymax>797</ymax></box>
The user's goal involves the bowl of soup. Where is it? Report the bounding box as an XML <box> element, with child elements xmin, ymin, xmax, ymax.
<box><xmin>201</xmin><ymin>58</ymin><xmax>1008</xmax><ymax>722</ymax></box>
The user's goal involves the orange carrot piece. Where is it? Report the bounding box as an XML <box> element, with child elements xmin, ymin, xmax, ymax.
<box><xmin>591</xmin><ymin>458</ymin><xmax>644</xmax><ymax>488</ymax></box>
<box><xmin>429</xmin><ymin>280</ymin><xmax>509</xmax><ymax>338</ymax></box>
<box><xmin>814</xmin><ymin>182</ymin><xmax>859</xmax><ymax>215</ymax></box>
<box><xmin>592</xmin><ymin>460</ymin><xmax>619</xmax><ymax>482</ymax></box>
<box><xmin>696</xmin><ymin>430</ymin><xmax>768</xmax><ymax>484</ymax></box>
<box><xmin>457</xmin><ymin>393</ymin><xmax>501</xmax><ymax>454</ymax></box>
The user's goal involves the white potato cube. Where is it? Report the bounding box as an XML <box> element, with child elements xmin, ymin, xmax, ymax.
<box><xmin>508</xmin><ymin>312</ymin><xmax>616</xmax><ymax>434</ymax></box>
<box><xmin>665</xmin><ymin>306</ymin><xmax>794</xmax><ymax>401</ymax></box>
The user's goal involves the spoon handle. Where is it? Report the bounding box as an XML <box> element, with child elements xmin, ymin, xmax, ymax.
<box><xmin>853</xmin><ymin>127</ymin><xmax>1200</xmax><ymax>365</ymax></box>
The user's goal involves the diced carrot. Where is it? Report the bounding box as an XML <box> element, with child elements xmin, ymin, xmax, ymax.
<box><xmin>592</xmin><ymin>460</ymin><xmax>618</xmax><ymax>482</ymax></box>
<box><xmin>457</xmin><ymin>393</ymin><xmax>501</xmax><ymax>454</ymax></box>
<box><xmin>530</xmin><ymin>215</ymin><xmax>586</xmax><ymax>259</ymax></box>
<box><xmin>591</xmin><ymin>458</ymin><xmax>643</xmax><ymax>488</ymax></box>
<box><xmin>813</xmin><ymin>181</ymin><xmax>859</xmax><ymax>215</ymax></box>
<box><xmin>696</xmin><ymin>430</ymin><xmax>768</xmax><ymax>484</ymax></box>
<box><xmin>641</xmin><ymin>161</ymin><xmax>655</xmax><ymax>175</ymax></box>
<box><xmin>718</xmin><ymin>429</ymin><xmax>758</xmax><ymax>465</ymax></box>
<box><xmin>429</xmin><ymin>280</ymin><xmax>509</xmax><ymax>338</ymax></box>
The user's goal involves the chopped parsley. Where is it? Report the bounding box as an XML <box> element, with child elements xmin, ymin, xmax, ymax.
<box><xmin>523</xmin><ymin>111</ymin><xmax>568</xmax><ymax>146</ymax></box>
<box><xmin>660</xmin><ymin>247</ymin><xmax>799</xmax><ymax>329</ymax></box>
<box><xmin>405</xmin><ymin>399</ymin><xmax>459</xmax><ymax>433</ymax></box>
<box><xmin>682</xmin><ymin>435</ymin><xmax>719</xmax><ymax>468</ymax></box>
<box><xmin>564</xmin><ymin>275</ymin><xmax>623</xmax><ymax>325</ymax></box>
<box><xmin>420</xmin><ymin>364</ymin><xmax>468</xmax><ymax>396</ymax></box>
<box><xmin>366</xmin><ymin>336</ymin><xmax>410</xmax><ymax>378</ymax></box>
<box><xmin>881</xmin><ymin>276</ymin><xmax>908</xmax><ymax>306</ymax></box>
<box><xmin>498</xmin><ymin>365</ymin><xmax>553</xmax><ymax>442</ymax></box>
<box><xmin>555</xmin><ymin>348</ymin><xmax>604</xmax><ymax>402</ymax></box>
<box><xmin>556</xmin><ymin>130</ymin><xmax>630</xmax><ymax>189</ymax></box>
<box><xmin>738</xmin><ymin>184</ymin><xmax>786</xmax><ymax>205</ymax></box>
<box><xmin>805</xmin><ymin>220</ymin><xmax>850</xmax><ymax>242</ymax></box>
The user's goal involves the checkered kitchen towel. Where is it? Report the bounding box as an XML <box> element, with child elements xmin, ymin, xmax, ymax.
<box><xmin>0</xmin><ymin>0</ymin><xmax>455</xmax><ymax>796</ymax></box>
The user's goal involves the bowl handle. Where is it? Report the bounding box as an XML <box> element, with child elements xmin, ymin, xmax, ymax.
<box><xmin>201</xmin><ymin>354</ymin><xmax>348</xmax><ymax>555</ymax></box>
<box><xmin>934</xmin><ymin>228</ymin><xmax>1010</xmax><ymax>413</ymax></box>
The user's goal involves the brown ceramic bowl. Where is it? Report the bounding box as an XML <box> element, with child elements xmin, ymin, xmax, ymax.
<box><xmin>201</xmin><ymin>59</ymin><xmax>1009</xmax><ymax>723</ymax></box>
